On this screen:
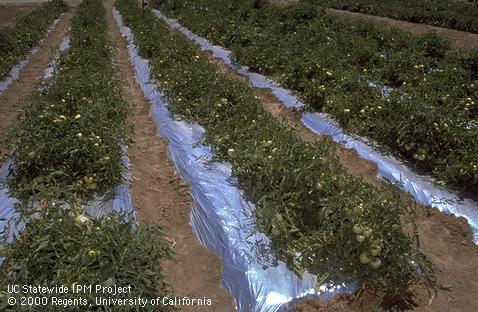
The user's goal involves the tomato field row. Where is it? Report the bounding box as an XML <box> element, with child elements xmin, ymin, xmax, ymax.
<box><xmin>117</xmin><ymin>0</ymin><xmax>434</xmax><ymax>295</ymax></box>
<box><xmin>305</xmin><ymin>0</ymin><xmax>478</xmax><ymax>33</ymax></box>
<box><xmin>154</xmin><ymin>0</ymin><xmax>478</xmax><ymax>195</ymax></box>
<box><xmin>4</xmin><ymin>0</ymin><xmax>476</xmax><ymax>308</ymax></box>
<box><xmin>0</xmin><ymin>0</ymin><xmax>66</xmax><ymax>81</ymax></box>
<box><xmin>3</xmin><ymin>0</ymin><xmax>129</xmax><ymax>203</ymax></box>
<box><xmin>1</xmin><ymin>1</ymin><xmax>172</xmax><ymax>310</ymax></box>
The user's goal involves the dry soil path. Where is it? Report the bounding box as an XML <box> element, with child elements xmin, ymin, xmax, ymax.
<box><xmin>0</xmin><ymin>3</ymin><xmax>43</xmax><ymax>27</ymax></box>
<box><xmin>104</xmin><ymin>1</ymin><xmax>235</xmax><ymax>311</ymax></box>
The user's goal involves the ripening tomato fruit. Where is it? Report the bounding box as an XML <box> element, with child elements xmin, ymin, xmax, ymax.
<box><xmin>370</xmin><ymin>257</ymin><xmax>381</xmax><ymax>269</ymax></box>
<box><xmin>360</xmin><ymin>252</ymin><xmax>371</xmax><ymax>264</ymax></box>
<box><xmin>370</xmin><ymin>246</ymin><xmax>381</xmax><ymax>256</ymax></box>
<box><xmin>363</xmin><ymin>228</ymin><xmax>373</xmax><ymax>238</ymax></box>
<box><xmin>353</xmin><ymin>224</ymin><xmax>363</xmax><ymax>234</ymax></box>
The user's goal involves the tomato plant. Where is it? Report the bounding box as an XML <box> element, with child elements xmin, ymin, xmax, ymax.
<box><xmin>155</xmin><ymin>0</ymin><xmax>478</xmax><ymax>194</ymax></box>
<box><xmin>118</xmin><ymin>0</ymin><xmax>435</xmax><ymax>297</ymax></box>
<box><xmin>305</xmin><ymin>0</ymin><xmax>478</xmax><ymax>33</ymax></box>
<box><xmin>1</xmin><ymin>2</ymin><xmax>173</xmax><ymax>309</ymax></box>
<box><xmin>1</xmin><ymin>205</ymin><xmax>174</xmax><ymax>312</ymax></box>
<box><xmin>0</xmin><ymin>0</ymin><xmax>66</xmax><ymax>81</ymax></box>
<box><xmin>2</xmin><ymin>0</ymin><xmax>130</xmax><ymax>203</ymax></box>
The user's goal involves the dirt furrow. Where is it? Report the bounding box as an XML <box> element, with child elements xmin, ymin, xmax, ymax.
<box><xmin>0</xmin><ymin>3</ymin><xmax>43</xmax><ymax>27</ymax></box>
<box><xmin>104</xmin><ymin>1</ymin><xmax>235</xmax><ymax>311</ymax></box>
<box><xmin>0</xmin><ymin>2</ymin><xmax>78</xmax><ymax>160</ymax></box>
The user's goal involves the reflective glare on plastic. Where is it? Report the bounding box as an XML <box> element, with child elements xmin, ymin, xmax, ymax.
<box><xmin>0</xmin><ymin>32</ymin><xmax>72</xmax><ymax>243</ymax></box>
<box><xmin>0</xmin><ymin>160</ymin><xmax>20</xmax><ymax>244</ymax></box>
<box><xmin>0</xmin><ymin>16</ymin><xmax>62</xmax><ymax>95</ymax></box>
<box><xmin>0</xmin><ymin>156</ymin><xmax>134</xmax><ymax>243</ymax></box>
<box><xmin>113</xmin><ymin>8</ymin><xmax>355</xmax><ymax>312</ymax></box>
<box><xmin>153</xmin><ymin>9</ymin><xmax>478</xmax><ymax>244</ymax></box>
<box><xmin>0</xmin><ymin>153</ymin><xmax>134</xmax><ymax>264</ymax></box>
<box><xmin>43</xmin><ymin>34</ymin><xmax>70</xmax><ymax>79</ymax></box>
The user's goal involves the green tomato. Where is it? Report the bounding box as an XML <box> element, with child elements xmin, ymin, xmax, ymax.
<box><xmin>271</xmin><ymin>228</ymin><xmax>281</xmax><ymax>236</ymax></box>
<box><xmin>409</xmin><ymin>259</ymin><xmax>419</xmax><ymax>269</ymax></box>
<box><xmin>359</xmin><ymin>252</ymin><xmax>371</xmax><ymax>264</ymax></box>
<box><xmin>370</xmin><ymin>246</ymin><xmax>381</xmax><ymax>256</ymax></box>
<box><xmin>356</xmin><ymin>235</ymin><xmax>366</xmax><ymax>242</ymax></box>
<box><xmin>404</xmin><ymin>143</ymin><xmax>414</xmax><ymax>151</ymax></box>
<box><xmin>369</xmin><ymin>257</ymin><xmax>381</xmax><ymax>269</ymax></box>
<box><xmin>352</xmin><ymin>224</ymin><xmax>363</xmax><ymax>234</ymax></box>
<box><xmin>363</xmin><ymin>228</ymin><xmax>373</xmax><ymax>238</ymax></box>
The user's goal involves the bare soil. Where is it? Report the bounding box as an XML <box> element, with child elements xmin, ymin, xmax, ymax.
<box><xmin>207</xmin><ymin>42</ymin><xmax>478</xmax><ymax>312</ymax></box>
<box><xmin>289</xmin><ymin>297</ymin><xmax>354</xmax><ymax>312</ymax></box>
<box><xmin>269</xmin><ymin>0</ymin><xmax>478</xmax><ymax>50</ymax></box>
<box><xmin>0</xmin><ymin>2</ymin><xmax>77</xmax><ymax>160</ymax></box>
<box><xmin>104</xmin><ymin>1</ymin><xmax>235</xmax><ymax>311</ymax></box>
<box><xmin>0</xmin><ymin>3</ymin><xmax>42</xmax><ymax>27</ymax></box>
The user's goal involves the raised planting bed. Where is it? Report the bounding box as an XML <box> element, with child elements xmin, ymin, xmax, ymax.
<box><xmin>154</xmin><ymin>0</ymin><xmax>478</xmax><ymax>196</ymax></box>
<box><xmin>0</xmin><ymin>0</ymin><xmax>66</xmax><ymax>81</ymax></box>
<box><xmin>152</xmin><ymin>5</ymin><xmax>478</xmax><ymax>243</ymax></box>
<box><xmin>1</xmin><ymin>0</ymin><xmax>174</xmax><ymax>310</ymax></box>
<box><xmin>117</xmin><ymin>0</ymin><xmax>435</xmax><ymax>302</ymax></box>
<box><xmin>305</xmin><ymin>0</ymin><xmax>478</xmax><ymax>33</ymax></box>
